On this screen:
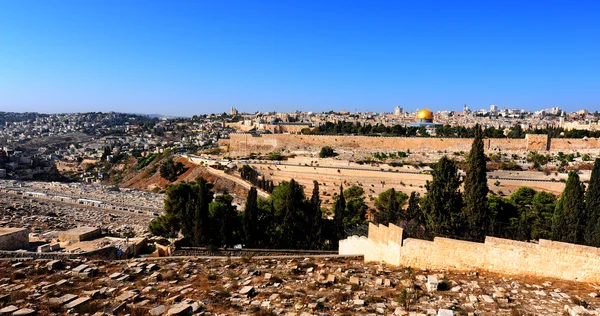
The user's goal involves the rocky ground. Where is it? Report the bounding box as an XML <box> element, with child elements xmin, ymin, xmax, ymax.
<box><xmin>0</xmin><ymin>180</ymin><xmax>164</xmax><ymax>212</ymax></box>
<box><xmin>0</xmin><ymin>256</ymin><xmax>598</xmax><ymax>315</ymax></box>
<box><xmin>0</xmin><ymin>192</ymin><xmax>152</xmax><ymax>241</ymax></box>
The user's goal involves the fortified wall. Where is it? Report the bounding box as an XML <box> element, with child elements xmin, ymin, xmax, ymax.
<box><xmin>219</xmin><ymin>133</ymin><xmax>593</xmax><ymax>156</ymax></box>
<box><xmin>339</xmin><ymin>223</ymin><xmax>600</xmax><ymax>283</ymax></box>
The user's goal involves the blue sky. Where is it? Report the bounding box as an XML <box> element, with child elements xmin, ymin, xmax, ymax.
<box><xmin>1</xmin><ymin>0</ymin><xmax>598</xmax><ymax>116</ymax></box>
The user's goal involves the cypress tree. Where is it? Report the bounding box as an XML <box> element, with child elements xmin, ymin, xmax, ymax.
<box><xmin>386</xmin><ymin>188</ymin><xmax>400</xmax><ymax>225</ymax></box>
<box><xmin>462</xmin><ymin>123</ymin><xmax>489</xmax><ymax>241</ymax></box>
<box><xmin>209</xmin><ymin>193</ymin><xmax>239</xmax><ymax>248</ymax></box>
<box><xmin>406</xmin><ymin>191</ymin><xmax>421</xmax><ymax>221</ymax></box>
<box><xmin>333</xmin><ymin>185</ymin><xmax>346</xmax><ymax>240</ymax></box>
<box><xmin>552</xmin><ymin>171</ymin><xmax>585</xmax><ymax>243</ymax></box>
<box><xmin>279</xmin><ymin>179</ymin><xmax>306</xmax><ymax>248</ymax></box>
<box><xmin>310</xmin><ymin>181</ymin><xmax>324</xmax><ymax>248</ymax></box>
<box><xmin>421</xmin><ymin>156</ymin><xmax>463</xmax><ymax>239</ymax></box>
<box><xmin>194</xmin><ymin>177</ymin><xmax>214</xmax><ymax>245</ymax></box>
<box><xmin>585</xmin><ymin>158</ymin><xmax>600</xmax><ymax>246</ymax></box>
<box><xmin>243</xmin><ymin>187</ymin><xmax>259</xmax><ymax>247</ymax></box>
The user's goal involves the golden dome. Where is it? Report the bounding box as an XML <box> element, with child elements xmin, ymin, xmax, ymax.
<box><xmin>416</xmin><ymin>109</ymin><xmax>434</xmax><ymax>120</ymax></box>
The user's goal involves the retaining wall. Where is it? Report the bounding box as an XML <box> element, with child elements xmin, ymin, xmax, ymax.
<box><xmin>339</xmin><ymin>223</ymin><xmax>600</xmax><ymax>283</ymax></box>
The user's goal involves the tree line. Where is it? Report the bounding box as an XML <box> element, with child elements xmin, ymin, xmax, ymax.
<box><xmin>376</xmin><ymin>124</ymin><xmax>600</xmax><ymax>248</ymax></box>
<box><xmin>301</xmin><ymin>121</ymin><xmax>600</xmax><ymax>139</ymax></box>
<box><xmin>150</xmin><ymin>122</ymin><xmax>600</xmax><ymax>249</ymax></box>
<box><xmin>150</xmin><ymin>176</ymin><xmax>375</xmax><ymax>249</ymax></box>
<box><xmin>239</xmin><ymin>165</ymin><xmax>275</xmax><ymax>193</ymax></box>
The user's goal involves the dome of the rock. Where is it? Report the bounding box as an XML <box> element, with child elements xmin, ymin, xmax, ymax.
<box><xmin>416</xmin><ymin>109</ymin><xmax>434</xmax><ymax>120</ymax></box>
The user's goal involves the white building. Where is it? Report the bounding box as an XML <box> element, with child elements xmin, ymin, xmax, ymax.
<box><xmin>394</xmin><ymin>106</ymin><xmax>403</xmax><ymax>116</ymax></box>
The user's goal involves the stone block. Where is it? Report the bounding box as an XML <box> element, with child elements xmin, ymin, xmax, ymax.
<box><xmin>150</xmin><ymin>305</ymin><xmax>167</xmax><ymax>316</ymax></box>
<box><xmin>0</xmin><ymin>227</ymin><xmax>29</xmax><ymax>251</ymax></box>
<box><xmin>37</xmin><ymin>244</ymin><xmax>52</xmax><ymax>253</ymax></box>
<box><xmin>13</xmin><ymin>308</ymin><xmax>36</xmax><ymax>316</ymax></box>
<box><xmin>167</xmin><ymin>303</ymin><xmax>192</xmax><ymax>316</ymax></box>
<box><xmin>58</xmin><ymin>227</ymin><xmax>101</xmax><ymax>242</ymax></box>
<box><xmin>46</xmin><ymin>260</ymin><xmax>62</xmax><ymax>271</ymax></box>
<box><xmin>437</xmin><ymin>309</ymin><xmax>453</xmax><ymax>316</ymax></box>
<box><xmin>426</xmin><ymin>275</ymin><xmax>438</xmax><ymax>292</ymax></box>
<box><xmin>63</xmin><ymin>296</ymin><xmax>91</xmax><ymax>310</ymax></box>
<box><xmin>0</xmin><ymin>305</ymin><xmax>18</xmax><ymax>315</ymax></box>
<box><xmin>239</xmin><ymin>286</ymin><xmax>255</xmax><ymax>297</ymax></box>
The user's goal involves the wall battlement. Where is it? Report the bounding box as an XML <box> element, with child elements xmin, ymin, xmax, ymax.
<box><xmin>220</xmin><ymin>133</ymin><xmax>596</xmax><ymax>156</ymax></box>
<box><xmin>339</xmin><ymin>223</ymin><xmax>600</xmax><ymax>283</ymax></box>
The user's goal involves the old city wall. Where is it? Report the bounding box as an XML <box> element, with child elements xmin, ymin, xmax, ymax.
<box><xmin>221</xmin><ymin>133</ymin><xmax>597</xmax><ymax>156</ymax></box>
<box><xmin>339</xmin><ymin>223</ymin><xmax>600</xmax><ymax>283</ymax></box>
<box><xmin>550</xmin><ymin>137</ymin><xmax>600</xmax><ymax>151</ymax></box>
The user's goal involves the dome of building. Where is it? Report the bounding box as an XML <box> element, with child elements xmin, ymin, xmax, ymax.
<box><xmin>416</xmin><ymin>109</ymin><xmax>434</xmax><ymax>120</ymax></box>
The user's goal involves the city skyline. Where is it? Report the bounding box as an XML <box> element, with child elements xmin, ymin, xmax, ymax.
<box><xmin>1</xmin><ymin>0</ymin><xmax>599</xmax><ymax>116</ymax></box>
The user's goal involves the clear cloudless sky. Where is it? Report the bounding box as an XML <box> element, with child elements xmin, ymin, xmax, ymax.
<box><xmin>1</xmin><ymin>0</ymin><xmax>599</xmax><ymax>116</ymax></box>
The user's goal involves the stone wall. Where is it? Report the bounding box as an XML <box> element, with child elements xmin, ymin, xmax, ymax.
<box><xmin>339</xmin><ymin>223</ymin><xmax>600</xmax><ymax>283</ymax></box>
<box><xmin>174</xmin><ymin>247</ymin><xmax>338</xmax><ymax>257</ymax></box>
<box><xmin>221</xmin><ymin>133</ymin><xmax>599</xmax><ymax>156</ymax></box>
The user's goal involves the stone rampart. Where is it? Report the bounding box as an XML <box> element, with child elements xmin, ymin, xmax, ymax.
<box><xmin>222</xmin><ymin>133</ymin><xmax>599</xmax><ymax>156</ymax></box>
<box><xmin>339</xmin><ymin>223</ymin><xmax>600</xmax><ymax>283</ymax></box>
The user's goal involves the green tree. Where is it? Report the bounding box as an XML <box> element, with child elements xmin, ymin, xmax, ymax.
<box><xmin>343</xmin><ymin>186</ymin><xmax>365</xmax><ymax>200</ymax></box>
<box><xmin>462</xmin><ymin>124</ymin><xmax>489</xmax><ymax>241</ymax></box>
<box><xmin>552</xmin><ymin>171</ymin><xmax>586</xmax><ymax>244</ymax></box>
<box><xmin>343</xmin><ymin>186</ymin><xmax>368</xmax><ymax>233</ymax></box>
<box><xmin>508</xmin><ymin>124</ymin><xmax>525</xmax><ymax>138</ymax></box>
<box><xmin>510</xmin><ymin>187</ymin><xmax>537</xmax><ymax>208</ymax></box>
<box><xmin>421</xmin><ymin>156</ymin><xmax>464</xmax><ymax>238</ymax></box>
<box><xmin>406</xmin><ymin>191</ymin><xmax>421</xmax><ymax>220</ymax></box>
<box><xmin>148</xmin><ymin>178</ymin><xmax>214</xmax><ymax>245</ymax></box>
<box><xmin>585</xmin><ymin>158</ymin><xmax>600</xmax><ymax>246</ymax></box>
<box><xmin>310</xmin><ymin>181</ymin><xmax>324</xmax><ymax>248</ymax></box>
<box><xmin>404</xmin><ymin>191</ymin><xmax>427</xmax><ymax>238</ymax></box>
<box><xmin>530</xmin><ymin>191</ymin><xmax>557</xmax><ymax>240</ymax></box>
<box><xmin>333</xmin><ymin>185</ymin><xmax>346</xmax><ymax>240</ymax></box>
<box><xmin>160</xmin><ymin>158</ymin><xmax>187</xmax><ymax>182</ymax></box>
<box><xmin>373</xmin><ymin>188</ymin><xmax>408</xmax><ymax>224</ymax></box>
<box><xmin>193</xmin><ymin>178</ymin><xmax>214</xmax><ymax>245</ymax></box>
<box><xmin>243</xmin><ymin>187</ymin><xmax>259</xmax><ymax>247</ymax></box>
<box><xmin>487</xmin><ymin>195</ymin><xmax>518</xmax><ymax>238</ymax></box>
<box><xmin>319</xmin><ymin>146</ymin><xmax>336</xmax><ymax>158</ymax></box>
<box><xmin>373</xmin><ymin>188</ymin><xmax>407</xmax><ymax>225</ymax></box>
<box><xmin>148</xmin><ymin>213</ymin><xmax>179</xmax><ymax>238</ymax></box>
<box><xmin>273</xmin><ymin>179</ymin><xmax>308</xmax><ymax>248</ymax></box>
<box><xmin>508</xmin><ymin>187</ymin><xmax>537</xmax><ymax>240</ymax></box>
<box><xmin>209</xmin><ymin>193</ymin><xmax>241</xmax><ymax>248</ymax></box>
<box><xmin>266</xmin><ymin>151</ymin><xmax>284</xmax><ymax>160</ymax></box>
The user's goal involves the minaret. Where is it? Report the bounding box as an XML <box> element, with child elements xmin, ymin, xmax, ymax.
<box><xmin>559</xmin><ymin>111</ymin><xmax>565</xmax><ymax>128</ymax></box>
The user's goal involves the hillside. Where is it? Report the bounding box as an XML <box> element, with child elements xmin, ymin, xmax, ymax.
<box><xmin>115</xmin><ymin>154</ymin><xmax>257</xmax><ymax>201</ymax></box>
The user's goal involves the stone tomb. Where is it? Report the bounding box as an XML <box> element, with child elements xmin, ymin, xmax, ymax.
<box><xmin>58</xmin><ymin>227</ymin><xmax>101</xmax><ymax>243</ymax></box>
<box><xmin>0</xmin><ymin>227</ymin><xmax>29</xmax><ymax>251</ymax></box>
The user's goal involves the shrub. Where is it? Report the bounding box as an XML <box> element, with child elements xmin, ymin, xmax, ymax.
<box><xmin>266</xmin><ymin>151</ymin><xmax>284</xmax><ymax>160</ymax></box>
<box><xmin>319</xmin><ymin>146</ymin><xmax>336</xmax><ymax>158</ymax></box>
<box><xmin>498</xmin><ymin>161</ymin><xmax>522</xmax><ymax>171</ymax></box>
